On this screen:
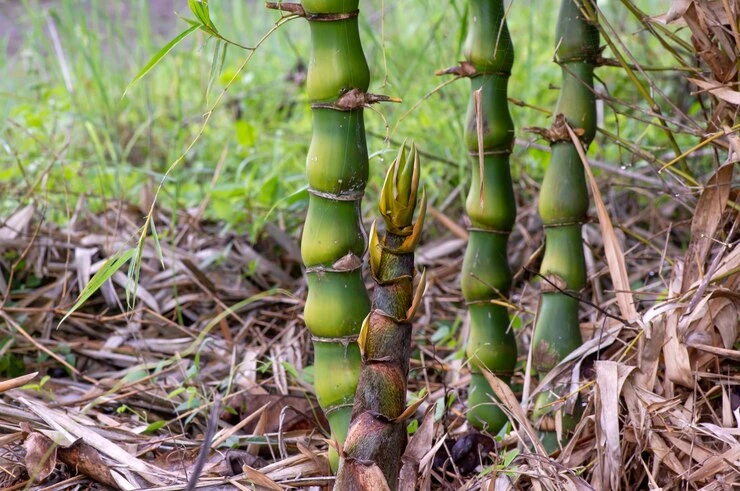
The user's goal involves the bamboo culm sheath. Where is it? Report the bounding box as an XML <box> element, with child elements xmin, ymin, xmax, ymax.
<box><xmin>457</xmin><ymin>0</ymin><xmax>518</xmax><ymax>431</ymax></box>
<box><xmin>531</xmin><ymin>0</ymin><xmax>599</xmax><ymax>451</ymax></box>
<box><xmin>335</xmin><ymin>143</ymin><xmax>426</xmax><ymax>490</ymax></box>
<box><xmin>271</xmin><ymin>0</ymin><xmax>371</xmax><ymax>471</ymax></box>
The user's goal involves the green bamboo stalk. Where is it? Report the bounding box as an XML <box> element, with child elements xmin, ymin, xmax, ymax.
<box><xmin>531</xmin><ymin>0</ymin><xmax>599</xmax><ymax>451</ymax></box>
<box><xmin>266</xmin><ymin>0</ymin><xmax>375</xmax><ymax>471</ymax></box>
<box><xmin>443</xmin><ymin>0</ymin><xmax>518</xmax><ymax>431</ymax></box>
<box><xmin>335</xmin><ymin>142</ymin><xmax>426</xmax><ymax>490</ymax></box>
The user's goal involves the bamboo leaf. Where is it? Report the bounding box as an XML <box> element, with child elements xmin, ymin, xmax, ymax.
<box><xmin>207</xmin><ymin>40</ymin><xmax>227</xmax><ymax>101</ymax></box>
<box><xmin>123</xmin><ymin>24</ymin><xmax>199</xmax><ymax>98</ymax></box>
<box><xmin>149</xmin><ymin>219</ymin><xmax>165</xmax><ymax>270</ymax></box>
<box><xmin>58</xmin><ymin>248</ymin><xmax>136</xmax><ymax>327</ymax></box>
<box><xmin>126</xmin><ymin>234</ymin><xmax>147</xmax><ymax>309</ymax></box>
<box><xmin>188</xmin><ymin>0</ymin><xmax>218</xmax><ymax>33</ymax></box>
<box><xmin>176</xmin><ymin>15</ymin><xmax>201</xmax><ymax>28</ymax></box>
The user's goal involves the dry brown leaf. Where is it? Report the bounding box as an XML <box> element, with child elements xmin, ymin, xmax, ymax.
<box><xmin>683</xmin><ymin>293</ymin><xmax>739</xmax><ymax>349</ymax></box>
<box><xmin>398</xmin><ymin>409</ymin><xmax>435</xmax><ymax>491</ymax></box>
<box><xmin>0</xmin><ymin>205</ymin><xmax>34</xmax><ymax>240</ymax></box>
<box><xmin>689</xmin><ymin>78</ymin><xmax>740</xmax><ymax>105</ymax></box>
<box><xmin>593</xmin><ymin>361</ymin><xmax>635</xmax><ymax>491</ymax></box>
<box><xmin>58</xmin><ymin>439</ymin><xmax>119</xmax><ymax>488</ymax></box>
<box><xmin>482</xmin><ymin>370</ymin><xmax>546</xmax><ymax>455</ymax></box>
<box><xmin>74</xmin><ymin>247</ymin><xmax>96</xmax><ymax>295</ymax></box>
<box><xmin>648</xmin><ymin>432</ymin><xmax>686</xmax><ymax>476</ymax></box>
<box><xmin>567</xmin><ymin>125</ymin><xmax>639</xmax><ymax>324</ymax></box>
<box><xmin>23</xmin><ymin>432</ymin><xmax>57</xmax><ymax>483</ymax></box>
<box><xmin>0</xmin><ymin>372</ymin><xmax>38</xmax><ymax>393</ymax></box>
<box><xmin>241</xmin><ymin>464</ymin><xmax>283</xmax><ymax>490</ymax></box>
<box><xmin>663</xmin><ymin>265</ymin><xmax>694</xmax><ymax>388</ymax></box>
<box><xmin>19</xmin><ymin>397</ymin><xmax>166</xmax><ymax>485</ymax></box>
<box><xmin>687</xmin><ymin>445</ymin><xmax>740</xmax><ymax>481</ymax></box>
<box><xmin>662</xmin><ymin>0</ymin><xmax>692</xmax><ymax>23</ymax></box>
<box><xmin>681</xmin><ymin>162</ymin><xmax>734</xmax><ymax>291</ymax></box>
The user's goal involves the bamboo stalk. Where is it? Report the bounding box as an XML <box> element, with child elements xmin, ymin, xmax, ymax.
<box><xmin>335</xmin><ymin>142</ymin><xmax>426</xmax><ymax>490</ymax></box>
<box><xmin>267</xmin><ymin>0</ymin><xmax>372</xmax><ymax>471</ymax></box>
<box><xmin>531</xmin><ymin>0</ymin><xmax>599</xmax><ymax>451</ymax></box>
<box><xmin>445</xmin><ymin>0</ymin><xmax>518</xmax><ymax>431</ymax></box>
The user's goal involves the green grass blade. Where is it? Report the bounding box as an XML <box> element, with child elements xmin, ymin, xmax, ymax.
<box><xmin>58</xmin><ymin>248</ymin><xmax>136</xmax><ymax>327</ymax></box>
<box><xmin>123</xmin><ymin>24</ymin><xmax>199</xmax><ymax>98</ymax></box>
<box><xmin>150</xmin><ymin>219</ymin><xmax>165</xmax><ymax>270</ymax></box>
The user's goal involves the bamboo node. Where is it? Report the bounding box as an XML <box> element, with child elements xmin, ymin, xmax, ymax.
<box><xmin>467</xmin><ymin>227</ymin><xmax>511</xmax><ymax>235</ymax></box>
<box><xmin>265</xmin><ymin>3</ymin><xmax>360</xmax><ymax>21</ymax></box>
<box><xmin>332</xmin><ymin>252</ymin><xmax>363</xmax><ymax>271</ymax></box>
<box><xmin>306</xmin><ymin>10</ymin><xmax>360</xmax><ymax>21</ymax></box>
<box><xmin>311</xmin><ymin>334</ymin><xmax>359</xmax><ymax>344</ymax></box>
<box><xmin>525</xmin><ymin>114</ymin><xmax>585</xmax><ymax>143</ymax></box>
<box><xmin>305</xmin><ymin>257</ymin><xmax>363</xmax><ymax>274</ymax></box>
<box><xmin>307</xmin><ymin>186</ymin><xmax>363</xmax><ymax>201</ymax></box>
<box><xmin>436</xmin><ymin>61</ymin><xmax>510</xmax><ymax>78</ymax></box>
<box><xmin>555</xmin><ymin>44</ymin><xmax>604</xmax><ymax>66</ymax></box>
<box><xmin>468</xmin><ymin>148</ymin><xmax>512</xmax><ymax>157</ymax></box>
<box><xmin>540</xmin><ymin>274</ymin><xmax>568</xmax><ymax>293</ymax></box>
<box><xmin>369</xmin><ymin>270</ymin><xmax>414</xmax><ymax>288</ymax></box>
<box><xmin>436</xmin><ymin>61</ymin><xmax>477</xmax><ymax>77</ymax></box>
<box><xmin>311</xmin><ymin>89</ymin><xmax>401</xmax><ymax>111</ymax></box>
<box><xmin>370</xmin><ymin>307</ymin><xmax>410</xmax><ymax>324</ymax></box>
<box><xmin>322</xmin><ymin>402</ymin><xmax>355</xmax><ymax>416</ymax></box>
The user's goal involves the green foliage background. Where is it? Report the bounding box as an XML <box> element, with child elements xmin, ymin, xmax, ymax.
<box><xmin>1</xmin><ymin>0</ymin><xmax>690</xmax><ymax>241</ymax></box>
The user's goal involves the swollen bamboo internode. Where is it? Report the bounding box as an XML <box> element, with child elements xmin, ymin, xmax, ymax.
<box><xmin>445</xmin><ymin>0</ymin><xmax>518</xmax><ymax>431</ymax></box>
<box><xmin>531</xmin><ymin>0</ymin><xmax>599</xmax><ymax>451</ymax></box>
<box><xmin>335</xmin><ymin>142</ymin><xmax>426</xmax><ymax>490</ymax></box>
<box><xmin>267</xmin><ymin>0</ymin><xmax>372</xmax><ymax>470</ymax></box>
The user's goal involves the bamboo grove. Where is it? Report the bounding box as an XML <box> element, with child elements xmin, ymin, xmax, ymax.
<box><xmin>531</xmin><ymin>0</ymin><xmax>599</xmax><ymax>450</ymax></box>
<box><xmin>335</xmin><ymin>143</ymin><xmax>426</xmax><ymax>490</ymax></box>
<box><xmin>266</xmin><ymin>0</ymin><xmax>602</xmax><ymax>478</ymax></box>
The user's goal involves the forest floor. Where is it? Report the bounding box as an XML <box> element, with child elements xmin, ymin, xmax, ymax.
<box><xmin>0</xmin><ymin>0</ymin><xmax>738</xmax><ymax>490</ymax></box>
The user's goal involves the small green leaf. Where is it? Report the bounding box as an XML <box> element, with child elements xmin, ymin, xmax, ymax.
<box><xmin>407</xmin><ymin>419</ymin><xmax>419</xmax><ymax>435</ymax></box>
<box><xmin>502</xmin><ymin>448</ymin><xmax>519</xmax><ymax>468</ymax></box>
<box><xmin>434</xmin><ymin>397</ymin><xmax>445</xmax><ymax>421</ymax></box>
<box><xmin>123</xmin><ymin>24</ymin><xmax>199</xmax><ymax>98</ymax></box>
<box><xmin>58</xmin><ymin>248</ymin><xmax>136</xmax><ymax>327</ymax></box>
<box><xmin>168</xmin><ymin>387</ymin><xmax>187</xmax><ymax>399</ymax></box>
<box><xmin>143</xmin><ymin>421</ymin><xmax>167</xmax><ymax>434</ymax></box>
<box><xmin>123</xmin><ymin>368</ymin><xmax>149</xmax><ymax>383</ymax></box>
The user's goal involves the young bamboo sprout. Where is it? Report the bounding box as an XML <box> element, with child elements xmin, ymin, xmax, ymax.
<box><xmin>335</xmin><ymin>142</ymin><xmax>426</xmax><ymax>490</ymax></box>
<box><xmin>266</xmin><ymin>0</ymin><xmax>374</xmax><ymax>470</ymax></box>
<box><xmin>442</xmin><ymin>0</ymin><xmax>518</xmax><ymax>431</ymax></box>
<box><xmin>531</xmin><ymin>0</ymin><xmax>599</xmax><ymax>451</ymax></box>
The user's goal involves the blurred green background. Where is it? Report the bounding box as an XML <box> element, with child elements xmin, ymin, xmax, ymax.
<box><xmin>0</xmin><ymin>0</ymin><xmax>688</xmax><ymax>241</ymax></box>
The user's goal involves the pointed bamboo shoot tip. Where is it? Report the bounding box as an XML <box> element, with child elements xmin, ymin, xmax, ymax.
<box><xmin>400</xmin><ymin>190</ymin><xmax>426</xmax><ymax>252</ymax></box>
